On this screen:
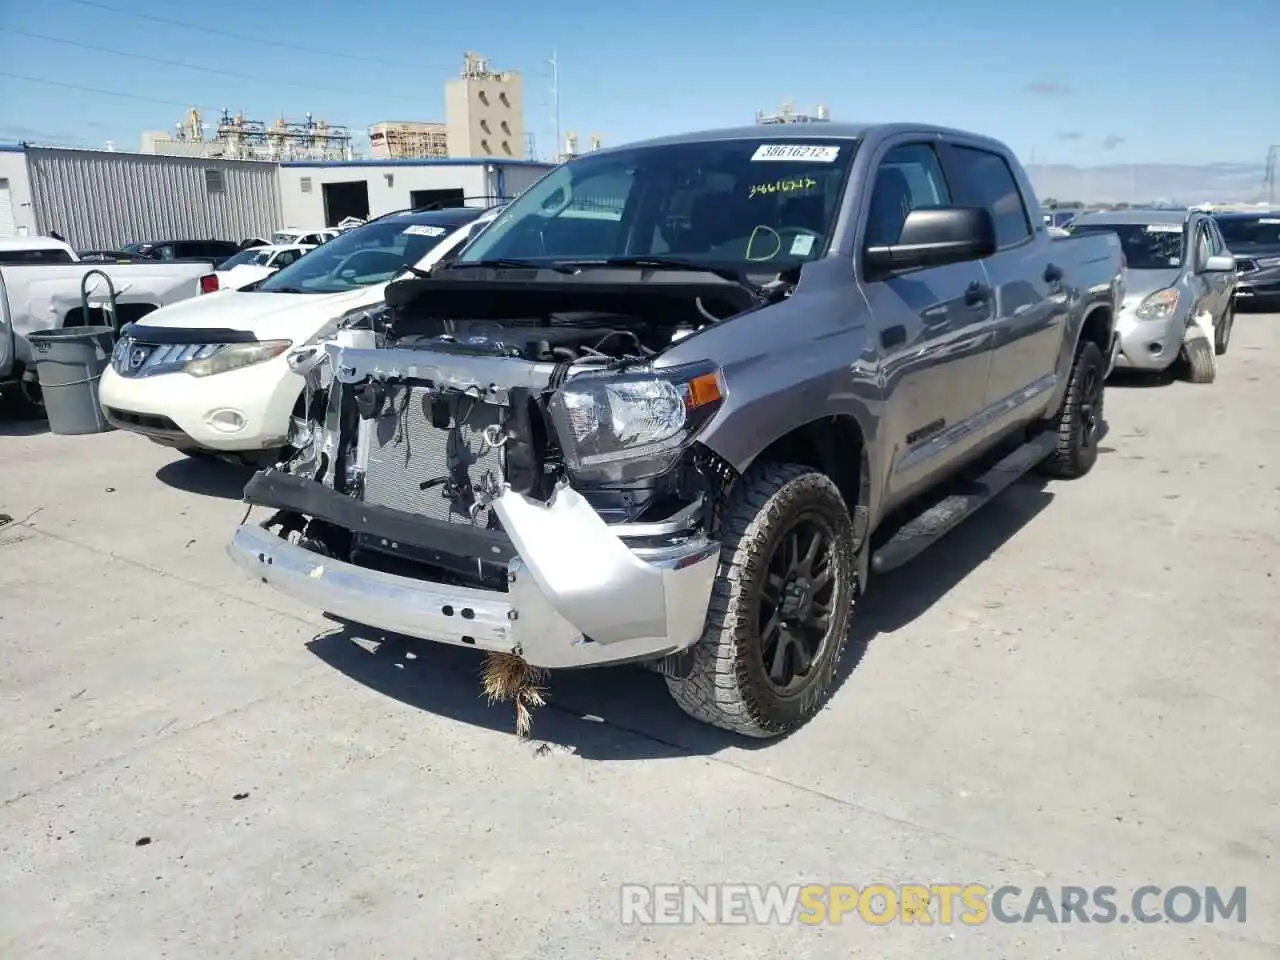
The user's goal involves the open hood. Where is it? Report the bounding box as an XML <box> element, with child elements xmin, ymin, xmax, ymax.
<box><xmin>384</xmin><ymin>269</ymin><xmax>761</xmax><ymax>329</ymax></box>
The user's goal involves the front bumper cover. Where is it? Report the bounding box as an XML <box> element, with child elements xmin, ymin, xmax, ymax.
<box><xmin>229</xmin><ymin>473</ymin><xmax>722</xmax><ymax>670</ymax></box>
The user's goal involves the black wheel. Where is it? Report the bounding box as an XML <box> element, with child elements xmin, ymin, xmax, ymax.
<box><xmin>1037</xmin><ymin>339</ymin><xmax>1106</xmax><ymax>480</ymax></box>
<box><xmin>664</xmin><ymin>462</ymin><xmax>857</xmax><ymax>739</ymax></box>
<box><xmin>1181</xmin><ymin>336</ymin><xmax>1216</xmax><ymax>384</ymax></box>
<box><xmin>1214</xmin><ymin>303</ymin><xmax>1233</xmax><ymax>356</ymax></box>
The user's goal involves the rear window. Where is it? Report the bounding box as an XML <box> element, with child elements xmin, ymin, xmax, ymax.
<box><xmin>0</xmin><ymin>248</ymin><xmax>75</xmax><ymax>264</ymax></box>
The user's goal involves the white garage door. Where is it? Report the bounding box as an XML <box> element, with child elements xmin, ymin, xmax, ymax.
<box><xmin>0</xmin><ymin>180</ymin><xmax>15</xmax><ymax>239</ymax></box>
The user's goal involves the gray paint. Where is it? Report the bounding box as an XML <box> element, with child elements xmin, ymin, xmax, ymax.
<box><xmin>26</xmin><ymin>147</ymin><xmax>282</xmax><ymax>249</ymax></box>
<box><xmin>658</xmin><ymin>123</ymin><xmax>1125</xmax><ymax>526</ymax></box>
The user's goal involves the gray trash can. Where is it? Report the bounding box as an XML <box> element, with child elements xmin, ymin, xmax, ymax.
<box><xmin>27</xmin><ymin>325</ymin><xmax>117</xmax><ymax>435</ymax></box>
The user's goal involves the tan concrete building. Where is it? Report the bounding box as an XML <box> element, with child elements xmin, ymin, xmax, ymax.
<box><xmin>444</xmin><ymin>52</ymin><xmax>526</xmax><ymax>160</ymax></box>
<box><xmin>368</xmin><ymin>121</ymin><xmax>449</xmax><ymax>160</ymax></box>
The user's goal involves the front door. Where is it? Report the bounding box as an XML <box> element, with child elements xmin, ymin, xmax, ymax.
<box><xmin>858</xmin><ymin>141</ymin><xmax>996</xmax><ymax>510</ymax></box>
<box><xmin>942</xmin><ymin>142</ymin><xmax>1066</xmax><ymax>439</ymax></box>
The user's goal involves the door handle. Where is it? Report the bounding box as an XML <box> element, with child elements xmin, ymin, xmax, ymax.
<box><xmin>1044</xmin><ymin>262</ymin><xmax>1064</xmax><ymax>283</ymax></box>
<box><xmin>964</xmin><ymin>281</ymin><xmax>991</xmax><ymax>307</ymax></box>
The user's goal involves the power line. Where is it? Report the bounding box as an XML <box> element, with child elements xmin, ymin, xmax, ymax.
<box><xmin>0</xmin><ymin>27</ymin><xmax>430</xmax><ymax>103</ymax></box>
<box><xmin>0</xmin><ymin>71</ymin><xmax>212</xmax><ymax>109</ymax></box>
<box><xmin>62</xmin><ymin>0</ymin><xmax>458</xmax><ymax>71</ymax></box>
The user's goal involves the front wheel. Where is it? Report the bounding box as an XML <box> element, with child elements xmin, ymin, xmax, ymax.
<box><xmin>1181</xmin><ymin>337</ymin><xmax>1216</xmax><ymax>384</ymax></box>
<box><xmin>1037</xmin><ymin>339</ymin><xmax>1106</xmax><ymax>480</ymax></box>
<box><xmin>665</xmin><ymin>462</ymin><xmax>857</xmax><ymax>739</ymax></box>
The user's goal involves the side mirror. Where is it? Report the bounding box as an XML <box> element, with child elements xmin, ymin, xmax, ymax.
<box><xmin>1202</xmin><ymin>253</ymin><xmax>1235</xmax><ymax>273</ymax></box>
<box><xmin>865</xmin><ymin>206</ymin><xmax>997</xmax><ymax>276</ymax></box>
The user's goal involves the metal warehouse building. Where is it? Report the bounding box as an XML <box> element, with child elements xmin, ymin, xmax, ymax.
<box><xmin>0</xmin><ymin>144</ymin><xmax>556</xmax><ymax>249</ymax></box>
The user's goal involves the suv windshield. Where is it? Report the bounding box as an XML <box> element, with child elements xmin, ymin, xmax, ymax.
<box><xmin>257</xmin><ymin>214</ymin><xmax>465</xmax><ymax>294</ymax></box>
<box><xmin>456</xmin><ymin>138</ymin><xmax>859</xmax><ymax>273</ymax></box>
<box><xmin>1213</xmin><ymin>215</ymin><xmax>1280</xmax><ymax>247</ymax></box>
<box><xmin>1070</xmin><ymin>222</ymin><xmax>1185</xmax><ymax>269</ymax></box>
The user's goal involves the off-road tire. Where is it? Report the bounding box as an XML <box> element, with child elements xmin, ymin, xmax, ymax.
<box><xmin>1214</xmin><ymin>304</ymin><xmax>1233</xmax><ymax>356</ymax></box>
<box><xmin>664</xmin><ymin>462</ymin><xmax>857</xmax><ymax>739</ymax></box>
<box><xmin>1182</xmin><ymin>336</ymin><xmax>1216</xmax><ymax>384</ymax></box>
<box><xmin>1037</xmin><ymin>339</ymin><xmax>1106</xmax><ymax>480</ymax></box>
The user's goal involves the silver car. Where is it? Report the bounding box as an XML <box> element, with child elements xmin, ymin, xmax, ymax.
<box><xmin>1068</xmin><ymin>209</ymin><xmax>1236</xmax><ymax>382</ymax></box>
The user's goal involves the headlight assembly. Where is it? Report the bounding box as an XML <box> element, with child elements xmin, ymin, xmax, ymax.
<box><xmin>547</xmin><ymin>360</ymin><xmax>726</xmax><ymax>480</ymax></box>
<box><xmin>1134</xmin><ymin>289</ymin><xmax>1180</xmax><ymax>321</ymax></box>
<box><xmin>185</xmin><ymin>339</ymin><xmax>291</xmax><ymax>378</ymax></box>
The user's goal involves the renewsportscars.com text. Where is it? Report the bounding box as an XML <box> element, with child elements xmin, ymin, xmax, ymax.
<box><xmin>620</xmin><ymin>884</ymin><xmax>1247</xmax><ymax>926</ymax></box>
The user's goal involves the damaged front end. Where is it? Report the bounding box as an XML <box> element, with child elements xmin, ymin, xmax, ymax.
<box><xmin>228</xmin><ymin>273</ymin><xmax>750</xmax><ymax>671</ymax></box>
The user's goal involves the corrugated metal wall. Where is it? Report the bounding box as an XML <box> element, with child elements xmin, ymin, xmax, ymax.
<box><xmin>25</xmin><ymin>148</ymin><xmax>282</xmax><ymax>249</ymax></box>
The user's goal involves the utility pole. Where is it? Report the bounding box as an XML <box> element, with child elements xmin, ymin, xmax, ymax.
<box><xmin>546</xmin><ymin>50</ymin><xmax>560</xmax><ymax>161</ymax></box>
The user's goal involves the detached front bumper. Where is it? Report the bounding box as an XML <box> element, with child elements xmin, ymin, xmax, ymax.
<box><xmin>228</xmin><ymin>476</ymin><xmax>721</xmax><ymax>670</ymax></box>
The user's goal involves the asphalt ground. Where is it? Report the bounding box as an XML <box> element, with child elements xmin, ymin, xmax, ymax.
<box><xmin>2</xmin><ymin>312</ymin><xmax>1277</xmax><ymax>959</ymax></box>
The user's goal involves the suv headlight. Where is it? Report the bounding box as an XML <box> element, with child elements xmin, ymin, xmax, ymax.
<box><xmin>547</xmin><ymin>360</ymin><xmax>726</xmax><ymax>480</ymax></box>
<box><xmin>185</xmin><ymin>339</ymin><xmax>291</xmax><ymax>377</ymax></box>
<box><xmin>1134</xmin><ymin>288</ymin><xmax>1180</xmax><ymax>321</ymax></box>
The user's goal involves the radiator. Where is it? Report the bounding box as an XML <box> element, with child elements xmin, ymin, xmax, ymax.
<box><xmin>360</xmin><ymin>385</ymin><xmax>506</xmax><ymax>528</ymax></box>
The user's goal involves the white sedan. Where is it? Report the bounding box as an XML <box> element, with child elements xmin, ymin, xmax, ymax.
<box><xmin>212</xmin><ymin>244</ymin><xmax>314</xmax><ymax>290</ymax></box>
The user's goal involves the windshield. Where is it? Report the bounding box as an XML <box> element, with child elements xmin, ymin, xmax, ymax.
<box><xmin>1213</xmin><ymin>216</ymin><xmax>1280</xmax><ymax>247</ymax></box>
<box><xmin>257</xmin><ymin>216</ymin><xmax>458</xmax><ymax>294</ymax></box>
<box><xmin>216</xmin><ymin>248</ymin><xmax>269</xmax><ymax>269</ymax></box>
<box><xmin>1071</xmin><ymin>222</ymin><xmax>1185</xmax><ymax>269</ymax></box>
<box><xmin>457</xmin><ymin>138</ymin><xmax>858</xmax><ymax>273</ymax></box>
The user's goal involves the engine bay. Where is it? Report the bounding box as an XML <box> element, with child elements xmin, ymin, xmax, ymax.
<box><xmin>390</xmin><ymin>313</ymin><xmax>676</xmax><ymax>364</ymax></box>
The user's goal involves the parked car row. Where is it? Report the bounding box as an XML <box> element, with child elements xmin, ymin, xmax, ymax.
<box><xmin>3</xmin><ymin>120</ymin><xmax>1272</xmax><ymax>741</ymax></box>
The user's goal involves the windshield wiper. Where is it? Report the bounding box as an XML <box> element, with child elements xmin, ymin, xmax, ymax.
<box><xmin>554</xmin><ymin>257</ymin><xmax>760</xmax><ymax>292</ymax></box>
<box><xmin>447</xmin><ymin>257</ymin><xmax>549</xmax><ymax>270</ymax></box>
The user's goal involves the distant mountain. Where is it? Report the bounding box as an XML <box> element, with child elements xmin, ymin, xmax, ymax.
<box><xmin>1025</xmin><ymin>162</ymin><xmax>1271</xmax><ymax>206</ymax></box>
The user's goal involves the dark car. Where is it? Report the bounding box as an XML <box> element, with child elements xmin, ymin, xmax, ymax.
<box><xmin>120</xmin><ymin>239</ymin><xmax>243</xmax><ymax>265</ymax></box>
<box><xmin>1212</xmin><ymin>211</ymin><xmax>1280</xmax><ymax>309</ymax></box>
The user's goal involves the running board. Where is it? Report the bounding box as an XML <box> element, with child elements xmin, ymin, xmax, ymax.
<box><xmin>870</xmin><ymin>432</ymin><xmax>1056</xmax><ymax>576</ymax></box>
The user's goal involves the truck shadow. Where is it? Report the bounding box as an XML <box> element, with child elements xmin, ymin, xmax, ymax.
<box><xmin>155</xmin><ymin>455</ymin><xmax>255</xmax><ymax>500</ymax></box>
<box><xmin>306</xmin><ymin>477</ymin><xmax>1054</xmax><ymax>762</ymax></box>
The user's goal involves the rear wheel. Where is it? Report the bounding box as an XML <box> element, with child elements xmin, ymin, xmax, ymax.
<box><xmin>664</xmin><ymin>462</ymin><xmax>857</xmax><ymax>739</ymax></box>
<box><xmin>1037</xmin><ymin>339</ymin><xmax>1106</xmax><ymax>480</ymax></box>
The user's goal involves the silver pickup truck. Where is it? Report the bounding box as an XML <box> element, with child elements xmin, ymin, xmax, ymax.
<box><xmin>229</xmin><ymin>123</ymin><xmax>1125</xmax><ymax>738</ymax></box>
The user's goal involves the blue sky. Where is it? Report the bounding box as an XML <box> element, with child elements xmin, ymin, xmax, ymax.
<box><xmin>0</xmin><ymin>0</ymin><xmax>1275</xmax><ymax>166</ymax></box>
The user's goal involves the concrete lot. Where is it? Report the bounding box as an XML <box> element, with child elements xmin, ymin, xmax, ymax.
<box><xmin>2</xmin><ymin>315</ymin><xmax>1277</xmax><ymax>960</ymax></box>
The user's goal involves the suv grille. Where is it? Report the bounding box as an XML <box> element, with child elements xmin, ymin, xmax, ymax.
<box><xmin>360</xmin><ymin>385</ymin><xmax>506</xmax><ymax>528</ymax></box>
<box><xmin>110</xmin><ymin>338</ymin><xmax>225</xmax><ymax>378</ymax></box>
<box><xmin>1234</xmin><ymin>258</ymin><xmax>1257</xmax><ymax>275</ymax></box>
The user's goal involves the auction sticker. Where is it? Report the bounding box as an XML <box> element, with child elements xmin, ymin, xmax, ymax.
<box><xmin>1144</xmin><ymin>223</ymin><xmax>1182</xmax><ymax>233</ymax></box>
<box><xmin>403</xmin><ymin>224</ymin><xmax>447</xmax><ymax>237</ymax></box>
<box><xmin>751</xmin><ymin>144</ymin><xmax>840</xmax><ymax>162</ymax></box>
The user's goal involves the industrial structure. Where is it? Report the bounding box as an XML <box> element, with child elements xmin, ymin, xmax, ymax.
<box><xmin>755</xmin><ymin>102</ymin><xmax>831</xmax><ymax>125</ymax></box>
<box><xmin>0</xmin><ymin>142</ymin><xmax>554</xmax><ymax>248</ymax></box>
<box><xmin>557</xmin><ymin>132</ymin><xmax>603</xmax><ymax>162</ymax></box>
<box><xmin>368</xmin><ymin>121</ymin><xmax>450</xmax><ymax>160</ymax></box>
<box><xmin>140</xmin><ymin>108</ymin><xmax>356</xmax><ymax>161</ymax></box>
<box><xmin>443</xmin><ymin>52</ymin><xmax>527</xmax><ymax>160</ymax></box>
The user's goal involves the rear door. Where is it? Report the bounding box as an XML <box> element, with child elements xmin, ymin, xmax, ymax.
<box><xmin>941</xmin><ymin>141</ymin><xmax>1066</xmax><ymax>438</ymax></box>
<box><xmin>857</xmin><ymin>139</ymin><xmax>996</xmax><ymax>508</ymax></box>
